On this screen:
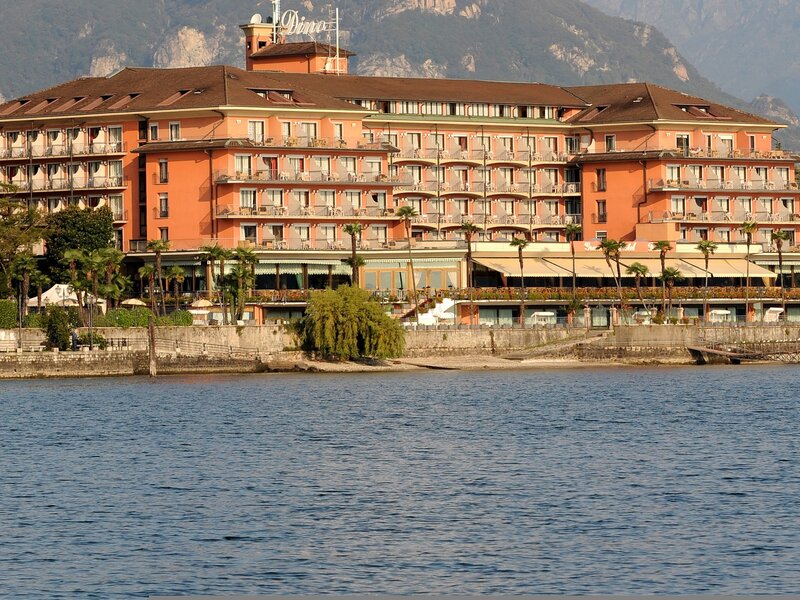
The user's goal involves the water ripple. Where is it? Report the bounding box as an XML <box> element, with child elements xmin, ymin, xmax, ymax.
<box><xmin>1</xmin><ymin>365</ymin><xmax>799</xmax><ymax>597</ymax></box>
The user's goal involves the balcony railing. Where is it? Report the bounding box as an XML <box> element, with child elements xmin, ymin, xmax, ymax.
<box><xmin>650</xmin><ymin>178</ymin><xmax>798</xmax><ymax>192</ymax></box>
<box><xmin>215</xmin><ymin>169</ymin><xmax>397</xmax><ymax>185</ymax></box>
<box><xmin>216</xmin><ymin>204</ymin><xmax>397</xmax><ymax>219</ymax></box>
<box><xmin>0</xmin><ymin>142</ymin><xmax>125</xmax><ymax>160</ymax></box>
<box><xmin>247</xmin><ymin>136</ymin><xmax>389</xmax><ymax>152</ymax></box>
<box><xmin>648</xmin><ymin>210</ymin><xmax>800</xmax><ymax>224</ymax></box>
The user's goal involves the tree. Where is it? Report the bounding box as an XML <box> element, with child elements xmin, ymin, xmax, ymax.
<box><xmin>200</xmin><ymin>243</ymin><xmax>224</xmax><ymax>299</ymax></box>
<box><xmin>97</xmin><ymin>247</ymin><xmax>124</xmax><ymax>309</ymax></box>
<box><xmin>29</xmin><ymin>270</ymin><xmax>51</xmax><ymax>313</ymax></box>
<box><xmin>771</xmin><ymin>230</ymin><xmax>790</xmax><ymax>316</ymax></box>
<box><xmin>396</xmin><ymin>205</ymin><xmax>420</xmax><ymax>324</ymax></box>
<box><xmin>0</xmin><ymin>193</ymin><xmax>46</xmax><ymax>296</ymax></box>
<box><xmin>342</xmin><ymin>223</ymin><xmax>363</xmax><ymax>286</ymax></box>
<box><xmin>146</xmin><ymin>239</ymin><xmax>171</xmax><ymax>316</ymax></box>
<box><xmin>564</xmin><ymin>223</ymin><xmax>582</xmax><ymax>302</ymax></box>
<box><xmin>166</xmin><ymin>265</ymin><xmax>186</xmax><ymax>311</ymax></box>
<box><xmin>44</xmin><ymin>205</ymin><xmax>113</xmax><ymax>281</ymax></box>
<box><xmin>652</xmin><ymin>240</ymin><xmax>672</xmax><ymax>318</ymax></box>
<box><xmin>660</xmin><ymin>267</ymin><xmax>684</xmax><ymax>318</ymax></box>
<box><xmin>301</xmin><ymin>285</ymin><xmax>405</xmax><ymax>360</ymax></box>
<box><xmin>696</xmin><ymin>240</ymin><xmax>718</xmax><ymax>322</ymax></box>
<box><xmin>233</xmin><ymin>247</ymin><xmax>258</xmax><ymax>320</ymax></box>
<box><xmin>63</xmin><ymin>249</ymin><xmax>87</xmax><ymax>324</ymax></box>
<box><xmin>138</xmin><ymin>264</ymin><xmax>157</xmax><ymax>313</ymax></box>
<box><xmin>460</xmin><ymin>221</ymin><xmax>480</xmax><ymax>328</ymax></box>
<box><xmin>10</xmin><ymin>252</ymin><xmax>38</xmax><ymax>317</ymax></box>
<box><xmin>598</xmin><ymin>238</ymin><xmax>626</xmax><ymax>308</ymax></box>
<box><xmin>740</xmin><ymin>220</ymin><xmax>758</xmax><ymax>322</ymax></box>
<box><xmin>625</xmin><ymin>261</ymin><xmax>650</xmax><ymax>314</ymax></box>
<box><xmin>510</xmin><ymin>236</ymin><xmax>529</xmax><ymax>326</ymax></box>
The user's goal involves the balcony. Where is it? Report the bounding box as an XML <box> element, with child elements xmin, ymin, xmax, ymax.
<box><xmin>647</xmin><ymin>210</ymin><xmax>800</xmax><ymax>224</ymax></box>
<box><xmin>214</xmin><ymin>169</ymin><xmax>397</xmax><ymax>186</ymax></box>
<box><xmin>0</xmin><ymin>142</ymin><xmax>126</xmax><ymax>160</ymax></box>
<box><xmin>649</xmin><ymin>178</ymin><xmax>798</xmax><ymax>192</ymax></box>
<box><xmin>0</xmin><ymin>176</ymin><xmax>127</xmax><ymax>194</ymax></box>
<box><xmin>216</xmin><ymin>204</ymin><xmax>398</xmax><ymax>220</ymax></box>
<box><xmin>674</xmin><ymin>147</ymin><xmax>792</xmax><ymax>160</ymax></box>
<box><xmin>248</xmin><ymin>136</ymin><xmax>390</xmax><ymax>153</ymax></box>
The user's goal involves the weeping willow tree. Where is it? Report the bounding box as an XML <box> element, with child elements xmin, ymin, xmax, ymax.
<box><xmin>301</xmin><ymin>286</ymin><xmax>405</xmax><ymax>360</ymax></box>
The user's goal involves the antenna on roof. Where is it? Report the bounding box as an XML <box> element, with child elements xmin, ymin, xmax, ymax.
<box><xmin>250</xmin><ymin>13</ymin><xmax>262</xmax><ymax>24</ymax></box>
<box><xmin>272</xmin><ymin>0</ymin><xmax>282</xmax><ymax>43</ymax></box>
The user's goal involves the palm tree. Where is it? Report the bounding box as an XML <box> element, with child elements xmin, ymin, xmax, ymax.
<box><xmin>564</xmin><ymin>223</ymin><xmax>582</xmax><ymax>301</ymax></box>
<box><xmin>84</xmin><ymin>250</ymin><xmax>107</xmax><ymax>321</ymax></box>
<box><xmin>234</xmin><ymin>247</ymin><xmax>258</xmax><ymax>318</ymax></box>
<box><xmin>138</xmin><ymin>264</ymin><xmax>157</xmax><ymax>313</ymax></box>
<box><xmin>10</xmin><ymin>252</ymin><xmax>37</xmax><ymax>317</ymax></box>
<box><xmin>342</xmin><ymin>223</ymin><xmax>363</xmax><ymax>286</ymax></box>
<box><xmin>199</xmin><ymin>243</ymin><xmax>226</xmax><ymax>299</ymax></box>
<box><xmin>146</xmin><ymin>239</ymin><xmax>171</xmax><ymax>315</ymax></box>
<box><xmin>29</xmin><ymin>270</ymin><xmax>50</xmax><ymax>314</ymax></box>
<box><xmin>99</xmin><ymin>247</ymin><xmax>124</xmax><ymax>309</ymax></box>
<box><xmin>396</xmin><ymin>205</ymin><xmax>419</xmax><ymax>323</ymax></box>
<box><xmin>660</xmin><ymin>267</ymin><xmax>684</xmax><ymax>319</ymax></box>
<box><xmin>771</xmin><ymin>230</ymin><xmax>790</xmax><ymax>316</ymax></box>
<box><xmin>510</xmin><ymin>237</ymin><xmax>529</xmax><ymax>326</ymax></box>
<box><xmin>460</xmin><ymin>221</ymin><xmax>480</xmax><ymax>328</ymax></box>
<box><xmin>166</xmin><ymin>265</ymin><xmax>186</xmax><ymax>311</ymax></box>
<box><xmin>63</xmin><ymin>249</ymin><xmax>87</xmax><ymax>323</ymax></box>
<box><xmin>696</xmin><ymin>240</ymin><xmax>718</xmax><ymax>322</ymax></box>
<box><xmin>652</xmin><ymin>240</ymin><xmax>672</xmax><ymax>318</ymax></box>
<box><xmin>740</xmin><ymin>220</ymin><xmax>758</xmax><ymax>322</ymax></box>
<box><xmin>625</xmin><ymin>261</ymin><xmax>650</xmax><ymax>314</ymax></box>
<box><xmin>598</xmin><ymin>238</ymin><xmax>626</xmax><ymax>308</ymax></box>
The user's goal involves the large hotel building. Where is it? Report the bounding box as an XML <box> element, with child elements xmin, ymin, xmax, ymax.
<box><xmin>0</xmin><ymin>11</ymin><xmax>795</xmax><ymax>322</ymax></box>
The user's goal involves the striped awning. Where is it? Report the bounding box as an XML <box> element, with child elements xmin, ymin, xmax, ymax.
<box><xmin>473</xmin><ymin>257</ymin><xmax>567</xmax><ymax>277</ymax></box>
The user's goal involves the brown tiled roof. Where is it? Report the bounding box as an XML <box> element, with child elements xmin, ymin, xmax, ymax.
<box><xmin>251</xmin><ymin>41</ymin><xmax>355</xmax><ymax>58</ymax></box>
<box><xmin>570</xmin><ymin>149</ymin><xmax>682</xmax><ymax>163</ymax></box>
<box><xmin>269</xmin><ymin>72</ymin><xmax>589</xmax><ymax>106</ymax></box>
<box><xmin>0</xmin><ymin>66</ymin><xmax>365</xmax><ymax>118</ymax></box>
<box><xmin>566</xmin><ymin>82</ymin><xmax>775</xmax><ymax>126</ymax></box>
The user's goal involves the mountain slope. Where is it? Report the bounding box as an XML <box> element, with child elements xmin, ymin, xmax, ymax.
<box><xmin>0</xmin><ymin>0</ymin><xmax>794</xmax><ymax>147</ymax></box>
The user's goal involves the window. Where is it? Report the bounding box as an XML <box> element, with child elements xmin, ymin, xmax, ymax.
<box><xmin>709</xmin><ymin>165</ymin><xmax>725</xmax><ymax>185</ymax></box>
<box><xmin>281</xmin><ymin>121</ymin><xmax>291</xmax><ymax>139</ymax></box>
<box><xmin>676</xmin><ymin>134</ymin><xmax>690</xmax><ymax>155</ymax></box>
<box><xmin>240</xmin><ymin>189</ymin><xmax>256</xmax><ymax>211</ymax></box>
<box><xmin>340</xmin><ymin>156</ymin><xmax>356</xmax><ymax>178</ymax></box>
<box><xmin>542</xmin><ymin>136</ymin><xmax>558</xmax><ymax>156</ymax></box>
<box><xmin>109</xmin><ymin>194</ymin><xmax>123</xmax><ymax>220</ymax></box>
<box><xmin>407</xmin><ymin>132</ymin><xmax>422</xmax><ymax>150</ymax></box>
<box><xmin>108</xmin><ymin>126</ymin><xmax>122</xmax><ymax>151</ymax></box>
<box><xmin>469</xmin><ymin>103</ymin><xmax>488</xmax><ymax>117</ymax></box>
<box><xmin>421</xmin><ymin>102</ymin><xmax>443</xmax><ymax>115</ymax></box>
<box><xmin>345</xmin><ymin>191</ymin><xmax>361</xmax><ymax>210</ymax></box>
<box><xmin>688</xmin><ymin>164</ymin><xmax>703</xmax><ymax>183</ymax></box>
<box><xmin>671</xmin><ymin>196</ymin><xmax>686</xmax><ymax>215</ymax></box>
<box><xmin>149</xmin><ymin>123</ymin><xmax>159</xmax><ymax>141</ymax></box>
<box><xmin>158</xmin><ymin>193</ymin><xmax>168</xmax><ymax>217</ymax></box>
<box><xmin>596</xmin><ymin>200</ymin><xmax>607</xmax><ymax>223</ymax></box>
<box><xmin>248</xmin><ymin>120</ymin><xmax>265</xmax><ymax>143</ymax></box>
<box><xmin>241</xmin><ymin>224</ymin><xmax>257</xmax><ymax>244</ymax></box>
<box><xmin>596</xmin><ymin>168</ymin><xmax>607</xmax><ymax>191</ymax></box>
<box><xmin>158</xmin><ymin>159</ymin><xmax>168</xmax><ymax>183</ymax></box>
<box><xmin>373</xmin><ymin>225</ymin><xmax>388</xmax><ymax>244</ymax></box>
<box><xmin>605</xmin><ymin>135</ymin><xmax>616</xmax><ymax>152</ymax></box>
<box><xmin>296</xmin><ymin>225</ymin><xmax>310</xmax><ymax>242</ymax></box>
<box><xmin>748</xmin><ymin>135</ymin><xmax>756</xmax><ymax>153</ymax></box>
<box><xmin>718</xmin><ymin>229</ymin><xmax>730</xmax><ymax>242</ymax></box>
<box><xmin>596</xmin><ymin>230</ymin><xmax>607</xmax><ymax>241</ymax></box>
<box><xmin>494</xmin><ymin>105</ymin><xmax>511</xmax><ymax>118</ymax></box>
<box><xmin>265</xmin><ymin>189</ymin><xmax>283</xmax><ymax>207</ymax></box>
<box><xmin>108</xmin><ymin>160</ymin><xmax>123</xmax><ymax>184</ymax></box>
<box><xmin>666</xmin><ymin>165</ymin><xmax>680</xmax><ymax>183</ymax></box>
<box><xmin>235</xmin><ymin>154</ymin><xmax>252</xmax><ymax>177</ymax></box>
<box><xmin>319</xmin><ymin>190</ymin><xmax>336</xmax><ymax>210</ymax></box>
<box><xmin>168</xmin><ymin>122</ymin><xmax>180</xmax><ymax>141</ymax></box>
<box><xmin>159</xmin><ymin>227</ymin><xmax>169</xmax><ymax>241</ymax></box>
<box><xmin>334</xmin><ymin>123</ymin><xmax>344</xmax><ymax>141</ymax></box>
<box><xmin>717</xmin><ymin>196</ymin><xmax>730</xmax><ymax>214</ymax></box>
<box><xmin>298</xmin><ymin>122</ymin><xmax>317</xmax><ymax>143</ymax></box>
<box><xmin>295</xmin><ymin>190</ymin><xmax>310</xmax><ymax>208</ymax></box>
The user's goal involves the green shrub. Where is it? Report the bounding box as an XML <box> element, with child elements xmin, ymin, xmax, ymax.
<box><xmin>169</xmin><ymin>310</ymin><xmax>192</xmax><ymax>326</ymax></box>
<box><xmin>77</xmin><ymin>331</ymin><xmax>107</xmax><ymax>350</ymax></box>
<box><xmin>96</xmin><ymin>307</ymin><xmax>154</xmax><ymax>328</ymax></box>
<box><xmin>45</xmin><ymin>306</ymin><xmax>70</xmax><ymax>351</ymax></box>
<box><xmin>24</xmin><ymin>313</ymin><xmax>44</xmax><ymax>329</ymax></box>
<box><xmin>0</xmin><ymin>299</ymin><xmax>18</xmax><ymax>328</ymax></box>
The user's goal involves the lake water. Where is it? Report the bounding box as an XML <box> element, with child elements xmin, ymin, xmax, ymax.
<box><xmin>1</xmin><ymin>366</ymin><xmax>799</xmax><ymax>597</ymax></box>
